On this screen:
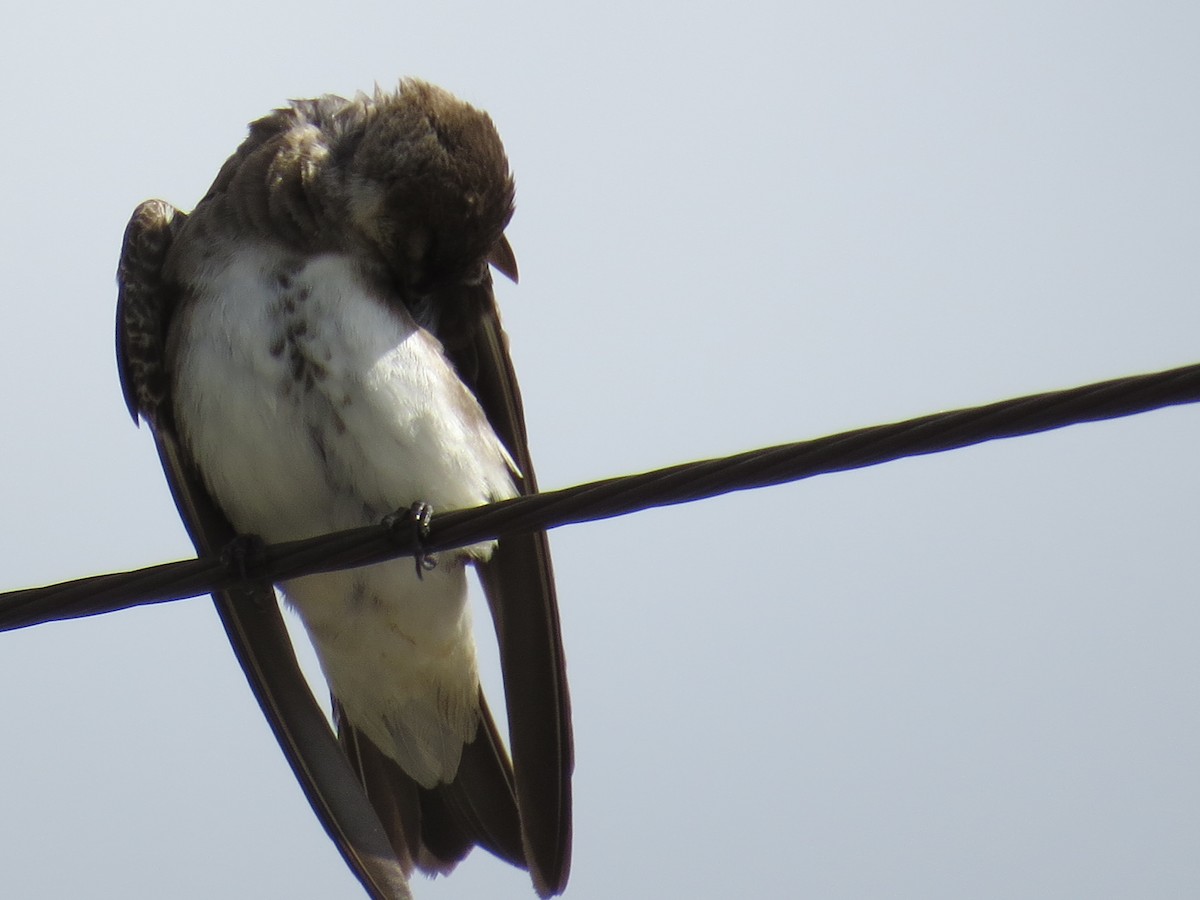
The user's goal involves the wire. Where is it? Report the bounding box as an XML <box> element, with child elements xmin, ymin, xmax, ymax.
<box><xmin>2</xmin><ymin>361</ymin><xmax>1197</xmax><ymax>633</ymax></box>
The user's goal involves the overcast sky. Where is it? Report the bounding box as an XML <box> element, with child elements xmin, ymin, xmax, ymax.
<box><xmin>1</xmin><ymin>2</ymin><xmax>1198</xmax><ymax>898</ymax></box>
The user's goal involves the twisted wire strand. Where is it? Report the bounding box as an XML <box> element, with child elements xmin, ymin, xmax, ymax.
<box><xmin>2</xmin><ymin>361</ymin><xmax>1197</xmax><ymax>632</ymax></box>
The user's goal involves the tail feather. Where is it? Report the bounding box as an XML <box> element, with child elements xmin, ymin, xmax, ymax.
<box><xmin>336</xmin><ymin>693</ymin><xmax>526</xmax><ymax>877</ymax></box>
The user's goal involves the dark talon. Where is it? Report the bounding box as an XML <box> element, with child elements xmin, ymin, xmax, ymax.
<box><xmin>220</xmin><ymin>534</ymin><xmax>270</xmax><ymax>603</ymax></box>
<box><xmin>382</xmin><ymin>502</ymin><xmax>437</xmax><ymax>578</ymax></box>
<box><xmin>221</xmin><ymin>534</ymin><xmax>267</xmax><ymax>580</ymax></box>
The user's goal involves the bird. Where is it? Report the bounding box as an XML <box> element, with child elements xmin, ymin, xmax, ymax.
<box><xmin>116</xmin><ymin>80</ymin><xmax>572</xmax><ymax>898</ymax></box>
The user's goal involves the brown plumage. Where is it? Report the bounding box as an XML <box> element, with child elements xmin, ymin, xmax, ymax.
<box><xmin>117</xmin><ymin>81</ymin><xmax>572</xmax><ymax>898</ymax></box>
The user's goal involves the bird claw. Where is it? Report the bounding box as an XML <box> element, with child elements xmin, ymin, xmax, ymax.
<box><xmin>382</xmin><ymin>502</ymin><xmax>437</xmax><ymax>578</ymax></box>
<box><xmin>221</xmin><ymin>533</ymin><xmax>267</xmax><ymax>580</ymax></box>
<box><xmin>219</xmin><ymin>534</ymin><xmax>270</xmax><ymax>603</ymax></box>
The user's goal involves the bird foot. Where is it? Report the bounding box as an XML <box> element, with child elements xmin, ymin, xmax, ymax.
<box><xmin>219</xmin><ymin>534</ymin><xmax>271</xmax><ymax>603</ymax></box>
<box><xmin>382</xmin><ymin>502</ymin><xmax>437</xmax><ymax>578</ymax></box>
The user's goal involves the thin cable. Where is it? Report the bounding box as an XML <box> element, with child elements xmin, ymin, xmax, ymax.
<box><xmin>2</xmin><ymin>361</ymin><xmax>1197</xmax><ymax>632</ymax></box>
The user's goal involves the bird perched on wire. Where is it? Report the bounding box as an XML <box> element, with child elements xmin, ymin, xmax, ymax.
<box><xmin>116</xmin><ymin>80</ymin><xmax>572</xmax><ymax>899</ymax></box>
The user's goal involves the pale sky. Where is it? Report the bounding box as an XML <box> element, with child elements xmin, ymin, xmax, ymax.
<box><xmin>1</xmin><ymin>2</ymin><xmax>1198</xmax><ymax>898</ymax></box>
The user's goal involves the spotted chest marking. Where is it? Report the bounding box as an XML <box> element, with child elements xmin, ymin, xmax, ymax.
<box><xmin>265</xmin><ymin>266</ymin><xmax>349</xmax><ymax>436</ymax></box>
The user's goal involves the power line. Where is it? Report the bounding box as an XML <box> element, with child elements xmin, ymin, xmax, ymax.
<box><xmin>2</xmin><ymin>360</ymin><xmax>1197</xmax><ymax>632</ymax></box>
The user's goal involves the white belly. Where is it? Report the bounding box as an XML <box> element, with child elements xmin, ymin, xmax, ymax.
<box><xmin>168</xmin><ymin>245</ymin><xmax>517</xmax><ymax>786</ymax></box>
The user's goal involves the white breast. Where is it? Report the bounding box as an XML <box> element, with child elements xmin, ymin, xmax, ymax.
<box><xmin>170</xmin><ymin>246</ymin><xmax>517</xmax><ymax>541</ymax></box>
<box><xmin>168</xmin><ymin>244</ymin><xmax>517</xmax><ymax>786</ymax></box>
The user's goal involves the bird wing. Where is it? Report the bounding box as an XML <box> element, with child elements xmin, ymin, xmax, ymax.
<box><xmin>117</xmin><ymin>199</ymin><xmax>413</xmax><ymax>900</ymax></box>
<box><xmin>436</xmin><ymin>256</ymin><xmax>574</xmax><ymax>896</ymax></box>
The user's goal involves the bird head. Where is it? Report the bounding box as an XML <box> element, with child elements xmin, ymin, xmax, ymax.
<box><xmin>338</xmin><ymin>81</ymin><xmax>518</xmax><ymax>293</ymax></box>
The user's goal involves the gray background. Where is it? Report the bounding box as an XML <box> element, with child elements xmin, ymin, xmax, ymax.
<box><xmin>1</xmin><ymin>1</ymin><xmax>1198</xmax><ymax>898</ymax></box>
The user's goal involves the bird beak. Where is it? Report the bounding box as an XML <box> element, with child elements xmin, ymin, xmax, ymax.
<box><xmin>488</xmin><ymin>234</ymin><xmax>519</xmax><ymax>284</ymax></box>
